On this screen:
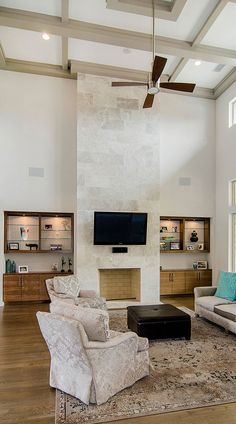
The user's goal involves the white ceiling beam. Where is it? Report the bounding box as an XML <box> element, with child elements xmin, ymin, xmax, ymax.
<box><xmin>61</xmin><ymin>0</ymin><xmax>69</xmax><ymax>70</ymax></box>
<box><xmin>70</xmin><ymin>59</ymin><xmax>214</xmax><ymax>99</ymax></box>
<box><xmin>169</xmin><ymin>58</ymin><xmax>187</xmax><ymax>81</ymax></box>
<box><xmin>214</xmin><ymin>67</ymin><xmax>236</xmax><ymax>98</ymax></box>
<box><xmin>0</xmin><ymin>43</ymin><xmax>6</xmax><ymax>66</ymax></box>
<box><xmin>192</xmin><ymin>0</ymin><xmax>228</xmax><ymax>46</ymax></box>
<box><xmin>61</xmin><ymin>0</ymin><xmax>69</xmax><ymax>23</ymax></box>
<box><xmin>0</xmin><ymin>7</ymin><xmax>236</xmax><ymax>66</ymax></box>
<box><xmin>62</xmin><ymin>37</ymin><xmax>68</xmax><ymax>70</ymax></box>
<box><xmin>169</xmin><ymin>0</ymin><xmax>228</xmax><ymax>81</ymax></box>
<box><xmin>0</xmin><ymin>58</ymin><xmax>76</xmax><ymax>79</ymax></box>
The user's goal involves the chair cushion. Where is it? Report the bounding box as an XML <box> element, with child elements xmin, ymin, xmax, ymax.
<box><xmin>74</xmin><ymin>296</ymin><xmax>107</xmax><ymax>310</ymax></box>
<box><xmin>53</xmin><ymin>275</ymin><xmax>80</xmax><ymax>298</ymax></box>
<box><xmin>215</xmin><ymin>271</ymin><xmax>236</xmax><ymax>301</ymax></box>
<box><xmin>196</xmin><ymin>295</ymin><xmax>232</xmax><ymax>312</ymax></box>
<box><xmin>214</xmin><ymin>304</ymin><xmax>236</xmax><ymax>322</ymax></box>
<box><xmin>50</xmin><ymin>300</ymin><xmax>110</xmax><ymax>342</ymax></box>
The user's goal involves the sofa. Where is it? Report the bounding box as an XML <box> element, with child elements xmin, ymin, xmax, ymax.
<box><xmin>194</xmin><ymin>286</ymin><xmax>236</xmax><ymax>335</ymax></box>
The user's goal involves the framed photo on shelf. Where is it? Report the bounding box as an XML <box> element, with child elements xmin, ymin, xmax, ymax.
<box><xmin>170</xmin><ymin>242</ymin><xmax>180</xmax><ymax>250</ymax></box>
<box><xmin>160</xmin><ymin>226</ymin><xmax>168</xmax><ymax>232</ymax></box>
<box><xmin>198</xmin><ymin>243</ymin><xmax>204</xmax><ymax>250</ymax></box>
<box><xmin>186</xmin><ymin>245</ymin><xmax>194</xmax><ymax>251</ymax></box>
<box><xmin>18</xmin><ymin>265</ymin><xmax>29</xmax><ymax>273</ymax></box>
<box><xmin>197</xmin><ymin>260</ymin><xmax>207</xmax><ymax>270</ymax></box>
<box><xmin>8</xmin><ymin>242</ymin><xmax>19</xmax><ymax>250</ymax></box>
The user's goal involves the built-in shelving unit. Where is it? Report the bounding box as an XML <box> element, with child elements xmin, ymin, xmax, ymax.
<box><xmin>160</xmin><ymin>216</ymin><xmax>210</xmax><ymax>253</ymax></box>
<box><xmin>4</xmin><ymin>211</ymin><xmax>74</xmax><ymax>254</ymax></box>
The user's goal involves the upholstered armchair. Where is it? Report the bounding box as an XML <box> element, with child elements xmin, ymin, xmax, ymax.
<box><xmin>46</xmin><ymin>276</ymin><xmax>107</xmax><ymax>310</ymax></box>
<box><xmin>37</xmin><ymin>303</ymin><xmax>149</xmax><ymax>405</ymax></box>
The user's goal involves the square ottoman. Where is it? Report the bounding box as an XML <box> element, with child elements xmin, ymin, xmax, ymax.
<box><xmin>127</xmin><ymin>304</ymin><xmax>191</xmax><ymax>340</ymax></box>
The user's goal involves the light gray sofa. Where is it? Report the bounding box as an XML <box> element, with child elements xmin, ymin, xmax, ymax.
<box><xmin>194</xmin><ymin>286</ymin><xmax>236</xmax><ymax>335</ymax></box>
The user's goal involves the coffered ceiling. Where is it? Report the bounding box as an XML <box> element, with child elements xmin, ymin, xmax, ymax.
<box><xmin>0</xmin><ymin>0</ymin><xmax>236</xmax><ymax>99</ymax></box>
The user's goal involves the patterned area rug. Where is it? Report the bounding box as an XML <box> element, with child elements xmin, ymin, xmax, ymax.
<box><xmin>56</xmin><ymin>309</ymin><xmax>236</xmax><ymax>424</ymax></box>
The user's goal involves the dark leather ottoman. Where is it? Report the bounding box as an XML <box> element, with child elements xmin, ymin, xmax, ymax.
<box><xmin>127</xmin><ymin>304</ymin><xmax>191</xmax><ymax>340</ymax></box>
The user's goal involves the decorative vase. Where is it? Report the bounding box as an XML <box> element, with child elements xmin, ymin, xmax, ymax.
<box><xmin>20</xmin><ymin>227</ymin><xmax>29</xmax><ymax>241</ymax></box>
<box><xmin>6</xmin><ymin>259</ymin><xmax>11</xmax><ymax>273</ymax></box>
<box><xmin>190</xmin><ymin>230</ymin><xmax>198</xmax><ymax>242</ymax></box>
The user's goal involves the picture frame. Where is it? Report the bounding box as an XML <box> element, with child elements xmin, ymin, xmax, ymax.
<box><xmin>186</xmin><ymin>245</ymin><xmax>194</xmax><ymax>251</ymax></box>
<box><xmin>8</xmin><ymin>242</ymin><xmax>19</xmax><ymax>250</ymax></box>
<box><xmin>160</xmin><ymin>226</ymin><xmax>168</xmax><ymax>232</ymax></box>
<box><xmin>170</xmin><ymin>242</ymin><xmax>180</xmax><ymax>250</ymax></box>
<box><xmin>50</xmin><ymin>244</ymin><xmax>62</xmax><ymax>251</ymax></box>
<box><xmin>198</xmin><ymin>243</ymin><xmax>204</xmax><ymax>250</ymax></box>
<box><xmin>18</xmin><ymin>265</ymin><xmax>29</xmax><ymax>273</ymax></box>
<box><xmin>197</xmin><ymin>260</ymin><xmax>207</xmax><ymax>270</ymax></box>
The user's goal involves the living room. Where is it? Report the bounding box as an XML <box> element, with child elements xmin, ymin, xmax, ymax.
<box><xmin>0</xmin><ymin>0</ymin><xmax>236</xmax><ymax>423</ymax></box>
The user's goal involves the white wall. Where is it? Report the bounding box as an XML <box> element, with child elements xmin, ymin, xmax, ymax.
<box><xmin>0</xmin><ymin>71</ymin><xmax>77</xmax><ymax>303</ymax></box>
<box><xmin>159</xmin><ymin>92</ymin><xmax>216</xmax><ymax>270</ymax></box>
<box><xmin>215</xmin><ymin>81</ymin><xmax>236</xmax><ymax>275</ymax></box>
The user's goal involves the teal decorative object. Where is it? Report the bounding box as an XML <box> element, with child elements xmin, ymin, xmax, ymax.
<box><xmin>6</xmin><ymin>259</ymin><xmax>11</xmax><ymax>273</ymax></box>
<box><xmin>11</xmin><ymin>261</ymin><xmax>16</xmax><ymax>273</ymax></box>
<box><xmin>215</xmin><ymin>271</ymin><xmax>236</xmax><ymax>301</ymax></box>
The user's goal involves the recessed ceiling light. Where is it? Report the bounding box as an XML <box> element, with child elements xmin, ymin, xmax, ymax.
<box><xmin>195</xmin><ymin>60</ymin><xmax>202</xmax><ymax>66</ymax></box>
<box><xmin>42</xmin><ymin>33</ymin><xmax>50</xmax><ymax>41</ymax></box>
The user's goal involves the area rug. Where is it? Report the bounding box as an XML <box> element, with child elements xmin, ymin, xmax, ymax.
<box><xmin>56</xmin><ymin>309</ymin><xmax>236</xmax><ymax>424</ymax></box>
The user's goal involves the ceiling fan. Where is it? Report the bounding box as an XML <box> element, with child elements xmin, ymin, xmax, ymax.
<box><xmin>111</xmin><ymin>1</ymin><xmax>196</xmax><ymax>108</ymax></box>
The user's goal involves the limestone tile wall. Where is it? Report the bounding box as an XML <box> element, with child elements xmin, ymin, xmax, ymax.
<box><xmin>77</xmin><ymin>74</ymin><xmax>160</xmax><ymax>303</ymax></box>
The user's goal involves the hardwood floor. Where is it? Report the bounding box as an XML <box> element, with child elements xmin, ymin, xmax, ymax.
<box><xmin>0</xmin><ymin>297</ymin><xmax>235</xmax><ymax>424</ymax></box>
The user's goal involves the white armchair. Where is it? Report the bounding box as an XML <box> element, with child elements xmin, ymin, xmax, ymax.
<box><xmin>46</xmin><ymin>278</ymin><xmax>107</xmax><ymax>310</ymax></box>
<box><xmin>36</xmin><ymin>310</ymin><xmax>149</xmax><ymax>405</ymax></box>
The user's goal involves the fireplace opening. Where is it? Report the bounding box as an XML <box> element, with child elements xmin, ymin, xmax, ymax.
<box><xmin>99</xmin><ymin>268</ymin><xmax>140</xmax><ymax>301</ymax></box>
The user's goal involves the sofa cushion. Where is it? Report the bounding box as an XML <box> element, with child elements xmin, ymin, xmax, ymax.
<box><xmin>215</xmin><ymin>271</ymin><xmax>236</xmax><ymax>301</ymax></box>
<box><xmin>196</xmin><ymin>296</ymin><xmax>232</xmax><ymax>312</ymax></box>
<box><xmin>53</xmin><ymin>275</ymin><xmax>80</xmax><ymax>298</ymax></box>
<box><xmin>50</xmin><ymin>300</ymin><xmax>110</xmax><ymax>342</ymax></box>
<box><xmin>214</xmin><ymin>304</ymin><xmax>236</xmax><ymax>322</ymax></box>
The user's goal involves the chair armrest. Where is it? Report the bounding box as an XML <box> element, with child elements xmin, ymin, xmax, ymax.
<box><xmin>79</xmin><ymin>290</ymin><xmax>97</xmax><ymax>298</ymax></box>
<box><xmin>194</xmin><ymin>286</ymin><xmax>217</xmax><ymax>298</ymax></box>
<box><xmin>84</xmin><ymin>331</ymin><xmax>139</xmax><ymax>350</ymax></box>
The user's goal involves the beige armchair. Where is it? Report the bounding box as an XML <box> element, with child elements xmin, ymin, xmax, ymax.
<box><xmin>37</xmin><ymin>310</ymin><xmax>149</xmax><ymax>405</ymax></box>
<box><xmin>46</xmin><ymin>278</ymin><xmax>107</xmax><ymax>310</ymax></box>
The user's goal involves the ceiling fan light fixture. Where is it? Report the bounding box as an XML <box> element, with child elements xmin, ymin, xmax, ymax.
<box><xmin>148</xmin><ymin>86</ymin><xmax>159</xmax><ymax>95</ymax></box>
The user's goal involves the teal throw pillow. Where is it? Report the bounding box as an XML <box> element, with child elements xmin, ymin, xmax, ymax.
<box><xmin>215</xmin><ymin>271</ymin><xmax>236</xmax><ymax>301</ymax></box>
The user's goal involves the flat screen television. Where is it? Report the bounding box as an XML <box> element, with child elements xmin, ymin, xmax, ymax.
<box><xmin>94</xmin><ymin>211</ymin><xmax>148</xmax><ymax>245</ymax></box>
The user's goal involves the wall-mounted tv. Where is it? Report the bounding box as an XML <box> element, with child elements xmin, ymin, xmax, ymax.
<box><xmin>94</xmin><ymin>212</ymin><xmax>148</xmax><ymax>245</ymax></box>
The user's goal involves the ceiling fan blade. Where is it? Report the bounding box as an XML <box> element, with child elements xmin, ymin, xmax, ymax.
<box><xmin>160</xmin><ymin>82</ymin><xmax>196</xmax><ymax>92</ymax></box>
<box><xmin>152</xmin><ymin>56</ymin><xmax>167</xmax><ymax>84</ymax></box>
<box><xmin>112</xmin><ymin>82</ymin><xmax>148</xmax><ymax>87</ymax></box>
<box><xmin>143</xmin><ymin>94</ymin><xmax>155</xmax><ymax>109</ymax></box>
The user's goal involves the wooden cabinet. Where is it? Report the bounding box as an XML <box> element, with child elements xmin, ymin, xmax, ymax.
<box><xmin>160</xmin><ymin>271</ymin><xmax>186</xmax><ymax>295</ymax></box>
<box><xmin>185</xmin><ymin>270</ymin><xmax>212</xmax><ymax>294</ymax></box>
<box><xmin>3</xmin><ymin>275</ymin><xmax>22</xmax><ymax>301</ymax></box>
<box><xmin>160</xmin><ymin>216</ymin><xmax>210</xmax><ymax>253</ymax></box>
<box><xmin>160</xmin><ymin>269</ymin><xmax>212</xmax><ymax>296</ymax></box>
<box><xmin>3</xmin><ymin>272</ymin><xmax>71</xmax><ymax>302</ymax></box>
